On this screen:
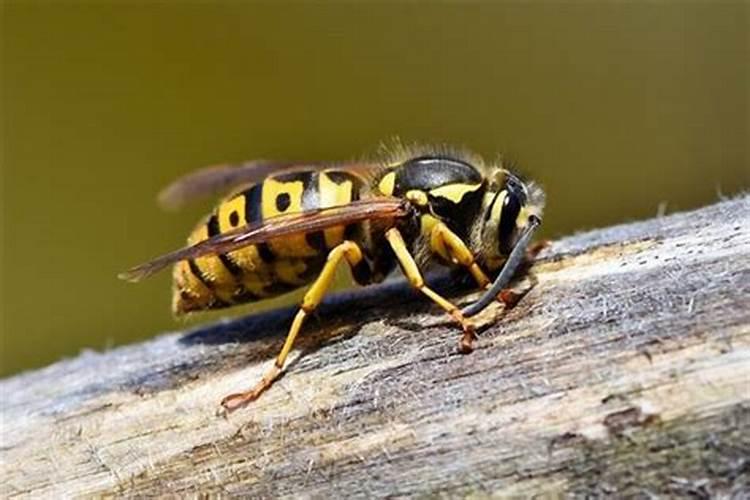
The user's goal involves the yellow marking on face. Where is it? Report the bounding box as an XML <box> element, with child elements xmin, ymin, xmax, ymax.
<box><xmin>405</xmin><ymin>190</ymin><xmax>429</xmax><ymax>207</ymax></box>
<box><xmin>262</xmin><ymin>178</ymin><xmax>318</xmax><ymax>257</ymax></box>
<box><xmin>429</xmin><ymin>183</ymin><xmax>483</xmax><ymax>203</ymax></box>
<box><xmin>218</xmin><ymin>195</ymin><xmax>246</xmax><ymax>231</ymax></box>
<box><xmin>378</xmin><ymin>172</ymin><xmax>396</xmax><ymax>196</ymax></box>
<box><xmin>319</xmin><ymin>172</ymin><xmax>353</xmax><ymax>248</ymax></box>
<box><xmin>273</xmin><ymin>259</ymin><xmax>309</xmax><ymax>286</ymax></box>
<box><xmin>489</xmin><ymin>190</ymin><xmax>507</xmax><ymax>225</ymax></box>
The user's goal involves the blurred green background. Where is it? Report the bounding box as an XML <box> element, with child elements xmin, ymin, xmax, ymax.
<box><xmin>2</xmin><ymin>2</ymin><xmax>747</xmax><ymax>377</ymax></box>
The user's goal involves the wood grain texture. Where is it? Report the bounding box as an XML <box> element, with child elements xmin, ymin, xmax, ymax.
<box><xmin>2</xmin><ymin>195</ymin><xmax>749</xmax><ymax>498</ymax></box>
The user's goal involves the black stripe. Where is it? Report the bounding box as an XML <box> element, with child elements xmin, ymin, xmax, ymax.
<box><xmin>344</xmin><ymin>223</ymin><xmax>358</xmax><ymax>241</ymax></box>
<box><xmin>186</xmin><ymin>260</ymin><xmax>232</xmax><ymax>309</ymax></box>
<box><xmin>188</xmin><ymin>259</ymin><xmax>213</xmax><ymax>289</ymax></box>
<box><xmin>325</xmin><ymin>171</ymin><xmax>353</xmax><ymax>184</ymax></box>
<box><xmin>219</xmin><ymin>254</ymin><xmax>243</xmax><ymax>276</ymax></box>
<box><xmin>243</xmin><ymin>184</ymin><xmax>263</xmax><ymax>225</ymax></box>
<box><xmin>484</xmin><ymin>191</ymin><xmax>502</xmax><ymax>222</ymax></box>
<box><xmin>207</xmin><ymin>214</ymin><xmax>220</xmax><ymax>237</ymax></box>
<box><xmin>207</xmin><ymin>207</ymin><xmax>243</xmax><ymax>276</ymax></box>
<box><xmin>305</xmin><ymin>231</ymin><xmax>326</xmax><ymax>252</ymax></box>
<box><xmin>257</xmin><ymin>243</ymin><xmax>276</xmax><ymax>262</ymax></box>
<box><xmin>243</xmin><ymin>184</ymin><xmax>275</xmax><ymax>262</ymax></box>
<box><xmin>273</xmin><ymin>171</ymin><xmax>309</xmax><ymax>183</ymax></box>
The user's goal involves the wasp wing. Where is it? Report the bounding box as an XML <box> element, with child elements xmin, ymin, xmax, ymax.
<box><xmin>119</xmin><ymin>197</ymin><xmax>410</xmax><ymax>282</ymax></box>
<box><xmin>158</xmin><ymin>160</ymin><xmax>375</xmax><ymax>211</ymax></box>
<box><xmin>158</xmin><ymin>161</ymin><xmax>292</xmax><ymax>211</ymax></box>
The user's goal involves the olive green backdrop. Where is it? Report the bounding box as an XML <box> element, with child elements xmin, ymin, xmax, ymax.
<box><xmin>2</xmin><ymin>1</ymin><xmax>748</xmax><ymax>376</ymax></box>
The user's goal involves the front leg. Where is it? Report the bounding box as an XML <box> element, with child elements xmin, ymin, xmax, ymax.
<box><xmin>431</xmin><ymin>221</ymin><xmax>490</xmax><ymax>287</ymax></box>
<box><xmin>385</xmin><ymin>228</ymin><xmax>476</xmax><ymax>353</ymax></box>
<box><xmin>431</xmin><ymin>222</ymin><xmax>520</xmax><ymax>308</ymax></box>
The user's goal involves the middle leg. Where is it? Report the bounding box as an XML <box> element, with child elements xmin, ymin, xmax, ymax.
<box><xmin>385</xmin><ymin>227</ymin><xmax>477</xmax><ymax>353</ymax></box>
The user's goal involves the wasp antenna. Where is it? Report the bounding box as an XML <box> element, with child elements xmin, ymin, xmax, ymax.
<box><xmin>462</xmin><ymin>215</ymin><xmax>541</xmax><ymax>317</ymax></box>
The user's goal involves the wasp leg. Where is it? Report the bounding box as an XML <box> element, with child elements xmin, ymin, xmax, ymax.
<box><xmin>432</xmin><ymin>222</ymin><xmax>516</xmax><ymax>308</ymax></box>
<box><xmin>385</xmin><ymin>228</ymin><xmax>476</xmax><ymax>354</ymax></box>
<box><xmin>221</xmin><ymin>241</ymin><xmax>364</xmax><ymax>411</ymax></box>
<box><xmin>431</xmin><ymin>221</ymin><xmax>491</xmax><ymax>288</ymax></box>
<box><xmin>434</xmin><ymin>224</ymin><xmax>547</xmax><ymax>310</ymax></box>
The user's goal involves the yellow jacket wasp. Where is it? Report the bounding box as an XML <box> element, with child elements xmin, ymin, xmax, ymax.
<box><xmin>120</xmin><ymin>144</ymin><xmax>545</xmax><ymax>410</ymax></box>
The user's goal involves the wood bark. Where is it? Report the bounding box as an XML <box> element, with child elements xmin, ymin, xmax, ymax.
<box><xmin>2</xmin><ymin>195</ymin><xmax>749</xmax><ymax>498</ymax></box>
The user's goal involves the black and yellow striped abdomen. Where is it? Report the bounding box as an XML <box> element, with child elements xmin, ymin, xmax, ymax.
<box><xmin>173</xmin><ymin>170</ymin><xmax>363</xmax><ymax>314</ymax></box>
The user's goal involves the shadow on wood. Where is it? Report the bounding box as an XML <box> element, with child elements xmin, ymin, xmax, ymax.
<box><xmin>2</xmin><ymin>195</ymin><xmax>749</xmax><ymax>497</ymax></box>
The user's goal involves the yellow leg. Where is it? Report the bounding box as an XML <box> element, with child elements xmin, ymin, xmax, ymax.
<box><xmin>221</xmin><ymin>241</ymin><xmax>364</xmax><ymax>411</ymax></box>
<box><xmin>431</xmin><ymin>222</ymin><xmax>491</xmax><ymax>289</ymax></box>
<box><xmin>433</xmin><ymin>222</ymin><xmax>529</xmax><ymax>309</ymax></box>
<box><xmin>385</xmin><ymin>228</ymin><xmax>476</xmax><ymax>353</ymax></box>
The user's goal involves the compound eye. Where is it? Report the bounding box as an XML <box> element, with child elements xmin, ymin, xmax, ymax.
<box><xmin>498</xmin><ymin>189</ymin><xmax>521</xmax><ymax>254</ymax></box>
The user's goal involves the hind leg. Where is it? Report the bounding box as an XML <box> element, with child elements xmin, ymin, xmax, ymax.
<box><xmin>221</xmin><ymin>241</ymin><xmax>364</xmax><ymax>411</ymax></box>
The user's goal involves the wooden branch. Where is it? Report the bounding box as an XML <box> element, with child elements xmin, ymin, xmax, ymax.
<box><xmin>2</xmin><ymin>195</ymin><xmax>749</xmax><ymax>497</ymax></box>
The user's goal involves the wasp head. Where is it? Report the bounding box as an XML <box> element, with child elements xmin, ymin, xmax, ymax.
<box><xmin>475</xmin><ymin>170</ymin><xmax>545</xmax><ymax>271</ymax></box>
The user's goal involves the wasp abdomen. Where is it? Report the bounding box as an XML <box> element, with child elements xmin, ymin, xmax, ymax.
<box><xmin>173</xmin><ymin>170</ymin><xmax>363</xmax><ymax>314</ymax></box>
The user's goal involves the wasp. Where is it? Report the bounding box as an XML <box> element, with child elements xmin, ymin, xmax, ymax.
<box><xmin>120</xmin><ymin>143</ymin><xmax>545</xmax><ymax>411</ymax></box>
